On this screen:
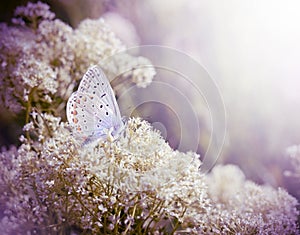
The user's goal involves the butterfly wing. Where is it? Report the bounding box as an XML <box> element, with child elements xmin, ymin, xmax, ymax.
<box><xmin>66</xmin><ymin>66</ymin><xmax>124</xmax><ymax>143</ymax></box>
<box><xmin>78</xmin><ymin>66</ymin><xmax>123</xmax><ymax>129</ymax></box>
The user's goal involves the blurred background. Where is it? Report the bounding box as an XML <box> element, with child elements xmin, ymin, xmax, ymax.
<box><xmin>1</xmin><ymin>0</ymin><xmax>300</xmax><ymax>198</ymax></box>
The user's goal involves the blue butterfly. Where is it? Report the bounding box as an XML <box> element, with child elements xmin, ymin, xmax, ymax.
<box><xmin>67</xmin><ymin>66</ymin><xmax>124</xmax><ymax>143</ymax></box>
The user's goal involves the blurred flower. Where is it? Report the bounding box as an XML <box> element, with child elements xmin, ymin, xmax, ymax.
<box><xmin>103</xmin><ymin>12</ymin><xmax>141</xmax><ymax>46</ymax></box>
<box><xmin>205</xmin><ymin>165</ymin><xmax>299</xmax><ymax>234</ymax></box>
<box><xmin>12</xmin><ymin>1</ymin><xmax>55</xmax><ymax>28</ymax></box>
<box><xmin>285</xmin><ymin>145</ymin><xmax>300</xmax><ymax>180</ymax></box>
<box><xmin>285</xmin><ymin>145</ymin><xmax>300</xmax><ymax>200</ymax></box>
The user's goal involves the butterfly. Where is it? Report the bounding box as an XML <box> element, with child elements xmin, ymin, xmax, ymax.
<box><xmin>66</xmin><ymin>65</ymin><xmax>125</xmax><ymax>144</ymax></box>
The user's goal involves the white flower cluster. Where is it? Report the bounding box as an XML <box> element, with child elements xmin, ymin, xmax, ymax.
<box><xmin>100</xmin><ymin>53</ymin><xmax>156</xmax><ymax>90</ymax></box>
<box><xmin>0</xmin><ymin>118</ymin><xmax>205</xmax><ymax>234</ymax></box>
<box><xmin>0</xmin><ymin>1</ymin><xmax>155</xmax><ymax>114</ymax></box>
<box><xmin>0</xmin><ymin>117</ymin><xmax>299</xmax><ymax>234</ymax></box>
<box><xmin>205</xmin><ymin>165</ymin><xmax>299</xmax><ymax>234</ymax></box>
<box><xmin>12</xmin><ymin>1</ymin><xmax>55</xmax><ymax>27</ymax></box>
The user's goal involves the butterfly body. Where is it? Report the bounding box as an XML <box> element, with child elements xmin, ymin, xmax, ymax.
<box><xmin>67</xmin><ymin>66</ymin><xmax>124</xmax><ymax>144</ymax></box>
